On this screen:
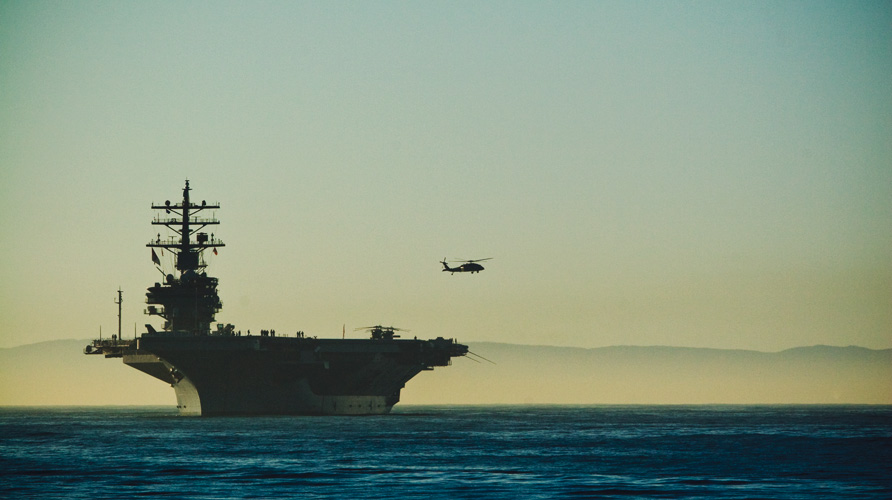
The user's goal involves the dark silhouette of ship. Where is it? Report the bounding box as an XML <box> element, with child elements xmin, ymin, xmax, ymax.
<box><xmin>85</xmin><ymin>181</ymin><xmax>467</xmax><ymax>415</ymax></box>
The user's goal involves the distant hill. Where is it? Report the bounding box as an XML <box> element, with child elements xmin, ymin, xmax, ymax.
<box><xmin>400</xmin><ymin>342</ymin><xmax>892</xmax><ymax>405</ymax></box>
<box><xmin>1</xmin><ymin>340</ymin><xmax>889</xmax><ymax>406</ymax></box>
<box><xmin>0</xmin><ymin>340</ymin><xmax>172</xmax><ymax>406</ymax></box>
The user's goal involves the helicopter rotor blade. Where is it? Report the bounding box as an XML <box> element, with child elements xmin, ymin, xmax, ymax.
<box><xmin>449</xmin><ymin>258</ymin><xmax>493</xmax><ymax>263</ymax></box>
<box><xmin>354</xmin><ymin>325</ymin><xmax>386</xmax><ymax>331</ymax></box>
<box><xmin>354</xmin><ymin>325</ymin><xmax>409</xmax><ymax>332</ymax></box>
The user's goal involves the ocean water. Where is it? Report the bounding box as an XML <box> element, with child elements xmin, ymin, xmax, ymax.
<box><xmin>1</xmin><ymin>405</ymin><xmax>889</xmax><ymax>499</ymax></box>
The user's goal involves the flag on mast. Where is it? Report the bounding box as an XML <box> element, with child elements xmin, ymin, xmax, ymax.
<box><xmin>151</xmin><ymin>248</ymin><xmax>161</xmax><ymax>266</ymax></box>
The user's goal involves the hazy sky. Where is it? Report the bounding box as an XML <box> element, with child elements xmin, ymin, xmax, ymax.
<box><xmin>1</xmin><ymin>1</ymin><xmax>890</xmax><ymax>351</ymax></box>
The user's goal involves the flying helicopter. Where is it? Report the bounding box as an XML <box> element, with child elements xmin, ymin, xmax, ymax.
<box><xmin>441</xmin><ymin>258</ymin><xmax>492</xmax><ymax>274</ymax></box>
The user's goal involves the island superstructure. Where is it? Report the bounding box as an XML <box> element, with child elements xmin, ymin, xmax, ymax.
<box><xmin>85</xmin><ymin>181</ymin><xmax>467</xmax><ymax>415</ymax></box>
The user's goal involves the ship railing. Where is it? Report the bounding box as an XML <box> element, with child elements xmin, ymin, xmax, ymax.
<box><xmin>146</xmin><ymin>236</ymin><xmax>225</xmax><ymax>247</ymax></box>
<box><xmin>84</xmin><ymin>337</ymin><xmax>135</xmax><ymax>357</ymax></box>
<box><xmin>151</xmin><ymin>202</ymin><xmax>220</xmax><ymax>210</ymax></box>
<box><xmin>152</xmin><ymin>216</ymin><xmax>220</xmax><ymax>225</ymax></box>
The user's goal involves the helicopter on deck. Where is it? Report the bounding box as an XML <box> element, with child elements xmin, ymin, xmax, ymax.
<box><xmin>441</xmin><ymin>258</ymin><xmax>492</xmax><ymax>274</ymax></box>
<box><xmin>355</xmin><ymin>325</ymin><xmax>407</xmax><ymax>340</ymax></box>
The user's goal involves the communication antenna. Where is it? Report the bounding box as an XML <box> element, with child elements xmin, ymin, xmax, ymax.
<box><xmin>114</xmin><ymin>288</ymin><xmax>123</xmax><ymax>342</ymax></box>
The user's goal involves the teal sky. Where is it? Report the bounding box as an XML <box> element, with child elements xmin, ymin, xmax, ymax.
<box><xmin>1</xmin><ymin>1</ymin><xmax>890</xmax><ymax>351</ymax></box>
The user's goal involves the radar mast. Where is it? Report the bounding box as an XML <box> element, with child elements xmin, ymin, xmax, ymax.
<box><xmin>147</xmin><ymin>179</ymin><xmax>224</xmax><ymax>271</ymax></box>
<box><xmin>145</xmin><ymin>181</ymin><xmax>224</xmax><ymax>334</ymax></box>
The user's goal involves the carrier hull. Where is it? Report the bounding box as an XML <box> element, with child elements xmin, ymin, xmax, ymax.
<box><xmin>122</xmin><ymin>335</ymin><xmax>465</xmax><ymax>416</ymax></box>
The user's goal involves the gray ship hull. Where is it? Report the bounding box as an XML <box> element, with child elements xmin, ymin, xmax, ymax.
<box><xmin>123</xmin><ymin>335</ymin><xmax>465</xmax><ymax>416</ymax></box>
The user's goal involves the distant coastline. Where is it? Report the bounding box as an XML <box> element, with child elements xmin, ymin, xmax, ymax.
<box><xmin>1</xmin><ymin>340</ymin><xmax>889</xmax><ymax>406</ymax></box>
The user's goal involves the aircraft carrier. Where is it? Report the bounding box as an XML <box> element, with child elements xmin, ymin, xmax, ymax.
<box><xmin>85</xmin><ymin>181</ymin><xmax>467</xmax><ymax>415</ymax></box>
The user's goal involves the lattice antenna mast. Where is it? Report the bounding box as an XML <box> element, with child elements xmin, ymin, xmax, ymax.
<box><xmin>147</xmin><ymin>180</ymin><xmax>224</xmax><ymax>272</ymax></box>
